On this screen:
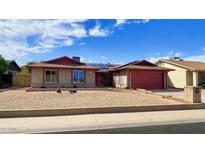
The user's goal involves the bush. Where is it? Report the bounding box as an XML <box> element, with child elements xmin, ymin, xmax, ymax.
<box><xmin>20</xmin><ymin>66</ymin><xmax>29</xmax><ymax>74</ymax></box>
<box><xmin>199</xmin><ymin>82</ymin><xmax>205</xmax><ymax>89</ymax></box>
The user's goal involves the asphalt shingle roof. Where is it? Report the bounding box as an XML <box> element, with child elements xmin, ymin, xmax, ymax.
<box><xmin>158</xmin><ymin>59</ymin><xmax>205</xmax><ymax>71</ymax></box>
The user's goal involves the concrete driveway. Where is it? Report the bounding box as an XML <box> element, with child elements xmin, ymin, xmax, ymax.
<box><xmin>152</xmin><ymin>88</ymin><xmax>205</xmax><ymax>103</ymax></box>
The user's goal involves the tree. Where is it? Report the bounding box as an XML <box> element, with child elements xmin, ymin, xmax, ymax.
<box><xmin>0</xmin><ymin>55</ymin><xmax>8</xmax><ymax>75</ymax></box>
<box><xmin>27</xmin><ymin>61</ymin><xmax>38</xmax><ymax>65</ymax></box>
<box><xmin>19</xmin><ymin>61</ymin><xmax>38</xmax><ymax>74</ymax></box>
<box><xmin>20</xmin><ymin>66</ymin><xmax>29</xmax><ymax>74</ymax></box>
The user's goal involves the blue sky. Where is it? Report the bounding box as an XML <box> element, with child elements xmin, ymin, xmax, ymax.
<box><xmin>1</xmin><ymin>19</ymin><xmax>205</xmax><ymax>66</ymax></box>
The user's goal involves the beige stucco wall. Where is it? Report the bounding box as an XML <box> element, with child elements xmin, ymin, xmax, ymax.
<box><xmin>85</xmin><ymin>70</ymin><xmax>95</xmax><ymax>87</ymax></box>
<box><xmin>31</xmin><ymin>68</ymin><xmax>96</xmax><ymax>88</ymax></box>
<box><xmin>158</xmin><ymin>62</ymin><xmax>188</xmax><ymax>88</ymax></box>
<box><xmin>31</xmin><ymin>68</ymin><xmax>43</xmax><ymax>87</ymax></box>
<box><xmin>59</xmin><ymin>69</ymin><xmax>71</xmax><ymax>85</ymax></box>
<box><xmin>113</xmin><ymin>70</ymin><xmax>128</xmax><ymax>88</ymax></box>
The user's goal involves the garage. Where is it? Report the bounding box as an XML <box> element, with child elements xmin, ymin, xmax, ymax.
<box><xmin>131</xmin><ymin>70</ymin><xmax>164</xmax><ymax>89</ymax></box>
<box><xmin>111</xmin><ymin>60</ymin><xmax>173</xmax><ymax>89</ymax></box>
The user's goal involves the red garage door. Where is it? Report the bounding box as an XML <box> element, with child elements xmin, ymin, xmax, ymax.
<box><xmin>131</xmin><ymin>70</ymin><xmax>164</xmax><ymax>89</ymax></box>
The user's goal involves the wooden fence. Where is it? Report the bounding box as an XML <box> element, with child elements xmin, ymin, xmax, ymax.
<box><xmin>12</xmin><ymin>73</ymin><xmax>31</xmax><ymax>87</ymax></box>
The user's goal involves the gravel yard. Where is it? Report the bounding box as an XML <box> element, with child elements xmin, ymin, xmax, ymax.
<box><xmin>0</xmin><ymin>88</ymin><xmax>181</xmax><ymax>110</ymax></box>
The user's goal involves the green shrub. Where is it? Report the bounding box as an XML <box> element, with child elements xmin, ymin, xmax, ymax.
<box><xmin>20</xmin><ymin>66</ymin><xmax>29</xmax><ymax>74</ymax></box>
<box><xmin>199</xmin><ymin>82</ymin><xmax>205</xmax><ymax>89</ymax></box>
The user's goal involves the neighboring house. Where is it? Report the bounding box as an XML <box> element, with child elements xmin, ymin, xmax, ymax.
<box><xmin>27</xmin><ymin>56</ymin><xmax>172</xmax><ymax>89</ymax></box>
<box><xmin>110</xmin><ymin>60</ymin><xmax>172</xmax><ymax>89</ymax></box>
<box><xmin>5</xmin><ymin>60</ymin><xmax>21</xmax><ymax>74</ymax></box>
<box><xmin>27</xmin><ymin>56</ymin><xmax>97</xmax><ymax>88</ymax></box>
<box><xmin>0</xmin><ymin>60</ymin><xmax>21</xmax><ymax>88</ymax></box>
<box><xmin>156</xmin><ymin>59</ymin><xmax>205</xmax><ymax>88</ymax></box>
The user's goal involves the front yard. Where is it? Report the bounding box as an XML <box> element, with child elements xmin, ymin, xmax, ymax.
<box><xmin>0</xmin><ymin>88</ymin><xmax>182</xmax><ymax>110</ymax></box>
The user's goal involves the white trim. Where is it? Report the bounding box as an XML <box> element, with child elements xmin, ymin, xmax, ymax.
<box><xmin>193</xmin><ymin>71</ymin><xmax>199</xmax><ymax>87</ymax></box>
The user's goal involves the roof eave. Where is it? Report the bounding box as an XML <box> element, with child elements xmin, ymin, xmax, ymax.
<box><xmin>110</xmin><ymin>67</ymin><xmax>174</xmax><ymax>72</ymax></box>
<box><xmin>157</xmin><ymin>59</ymin><xmax>194</xmax><ymax>70</ymax></box>
<box><xmin>27</xmin><ymin>65</ymin><xmax>97</xmax><ymax>70</ymax></box>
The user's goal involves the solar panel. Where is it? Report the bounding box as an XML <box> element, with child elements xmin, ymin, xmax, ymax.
<box><xmin>87</xmin><ymin>63</ymin><xmax>110</xmax><ymax>69</ymax></box>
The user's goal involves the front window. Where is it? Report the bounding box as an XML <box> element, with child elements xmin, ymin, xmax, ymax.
<box><xmin>73</xmin><ymin>70</ymin><xmax>85</xmax><ymax>83</ymax></box>
<box><xmin>45</xmin><ymin>70</ymin><xmax>57</xmax><ymax>83</ymax></box>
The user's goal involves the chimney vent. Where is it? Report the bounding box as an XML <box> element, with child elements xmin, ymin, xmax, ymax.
<box><xmin>72</xmin><ymin>56</ymin><xmax>80</xmax><ymax>62</ymax></box>
<box><xmin>173</xmin><ymin>57</ymin><xmax>183</xmax><ymax>61</ymax></box>
<box><xmin>170</xmin><ymin>57</ymin><xmax>183</xmax><ymax>61</ymax></box>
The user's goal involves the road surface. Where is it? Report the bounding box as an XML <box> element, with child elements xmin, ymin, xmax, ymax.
<box><xmin>59</xmin><ymin>122</ymin><xmax>205</xmax><ymax>134</ymax></box>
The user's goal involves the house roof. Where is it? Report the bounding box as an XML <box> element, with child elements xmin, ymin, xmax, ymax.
<box><xmin>157</xmin><ymin>59</ymin><xmax>205</xmax><ymax>71</ymax></box>
<box><xmin>26</xmin><ymin>56</ymin><xmax>98</xmax><ymax>70</ymax></box>
<box><xmin>44</xmin><ymin>56</ymin><xmax>85</xmax><ymax>65</ymax></box>
<box><xmin>6</xmin><ymin>60</ymin><xmax>21</xmax><ymax>72</ymax></box>
<box><xmin>26</xmin><ymin>57</ymin><xmax>172</xmax><ymax>72</ymax></box>
<box><xmin>110</xmin><ymin>60</ymin><xmax>173</xmax><ymax>71</ymax></box>
<box><xmin>27</xmin><ymin>62</ymin><xmax>97</xmax><ymax>70</ymax></box>
<box><xmin>88</xmin><ymin>63</ymin><xmax>120</xmax><ymax>73</ymax></box>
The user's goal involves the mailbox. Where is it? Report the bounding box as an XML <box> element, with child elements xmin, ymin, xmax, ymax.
<box><xmin>184</xmin><ymin>86</ymin><xmax>201</xmax><ymax>103</ymax></box>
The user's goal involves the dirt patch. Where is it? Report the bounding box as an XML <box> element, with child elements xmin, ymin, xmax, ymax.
<box><xmin>0</xmin><ymin>89</ymin><xmax>182</xmax><ymax>110</ymax></box>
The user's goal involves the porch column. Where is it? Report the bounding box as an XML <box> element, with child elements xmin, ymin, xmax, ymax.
<box><xmin>193</xmin><ymin>71</ymin><xmax>199</xmax><ymax>87</ymax></box>
<box><xmin>164</xmin><ymin>72</ymin><xmax>168</xmax><ymax>89</ymax></box>
<box><xmin>99</xmin><ymin>73</ymin><xmax>101</xmax><ymax>86</ymax></box>
<box><xmin>42</xmin><ymin>68</ymin><xmax>45</xmax><ymax>85</ymax></box>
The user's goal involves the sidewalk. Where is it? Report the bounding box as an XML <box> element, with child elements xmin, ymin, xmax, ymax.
<box><xmin>1</xmin><ymin>109</ymin><xmax>205</xmax><ymax>133</ymax></box>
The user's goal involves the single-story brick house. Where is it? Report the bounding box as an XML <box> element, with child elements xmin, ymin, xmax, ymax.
<box><xmin>27</xmin><ymin>56</ymin><xmax>173</xmax><ymax>89</ymax></box>
<box><xmin>156</xmin><ymin>59</ymin><xmax>205</xmax><ymax>88</ymax></box>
